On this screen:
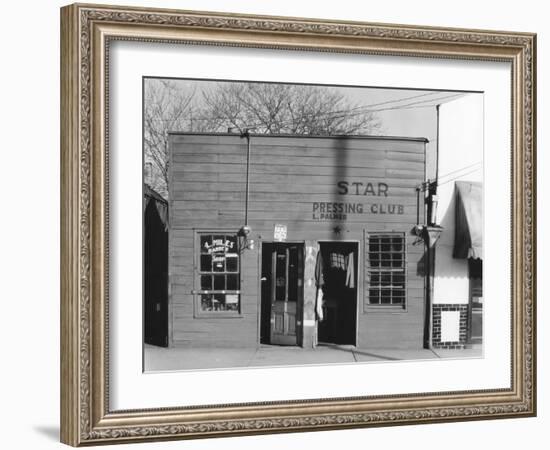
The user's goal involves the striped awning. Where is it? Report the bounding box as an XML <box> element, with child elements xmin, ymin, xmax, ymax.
<box><xmin>453</xmin><ymin>181</ymin><xmax>483</xmax><ymax>260</ymax></box>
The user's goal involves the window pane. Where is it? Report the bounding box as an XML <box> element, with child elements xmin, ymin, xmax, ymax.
<box><xmin>212</xmin><ymin>235</ymin><xmax>225</xmax><ymax>248</ymax></box>
<box><xmin>226</xmin><ymin>254</ymin><xmax>239</xmax><ymax>272</ymax></box>
<box><xmin>391</xmin><ymin>239</ymin><xmax>403</xmax><ymax>252</ymax></box>
<box><xmin>200</xmin><ymin>235</ymin><xmax>212</xmax><ymax>253</ymax></box>
<box><xmin>212</xmin><ymin>255</ymin><xmax>225</xmax><ymax>272</ymax></box>
<box><xmin>367</xmin><ymin>233</ymin><xmax>406</xmax><ymax>307</ymax></box>
<box><xmin>393</xmin><ymin>289</ymin><xmax>405</xmax><ymax>304</ymax></box>
<box><xmin>275</xmin><ymin>250</ymin><xmax>286</xmax><ymax>301</ymax></box>
<box><xmin>197</xmin><ymin>233</ymin><xmax>241</xmax><ymax>314</ymax></box>
<box><xmin>200</xmin><ymin>293</ymin><xmax>240</xmax><ymax>312</ymax></box>
<box><xmin>213</xmin><ymin>274</ymin><xmax>225</xmax><ymax>290</ymax></box>
<box><xmin>370</xmin><ymin>272</ymin><xmax>380</xmax><ymax>285</ymax></box>
<box><xmin>222</xmin><ymin>293</ymin><xmax>240</xmax><ymax>311</ymax></box>
<box><xmin>200</xmin><ymin>275</ymin><xmax>212</xmax><ymax>290</ymax></box>
<box><xmin>225</xmin><ymin>235</ymin><xmax>238</xmax><ymax>253</ymax></box>
<box><xmin>200</xmin><ymin>254</ymin><xmax>212</xmax><ymax>272</ymax></box>
<box><xmin>200</xmin><ymin>294</ymin><xmax>214</xmax><ymax>311</ymax></box>
<box><xmin>212</xmin><ymin>293</ymin><xmax>225</xmax><ymax>311</ymax></box>
<box><xmin>227</xmin><ymin>274</ymin><xmax>239</xmax><ymax>290</ymax></box>
<box><xmin>392</xmin><ymin>256</ymin><xmax>403</xmax><ymax>268</ymax></box>
<box><xmin>275</xmin><ymin>277</ymin><xmax>286</xmax><ymax>301</ymax></box>
<box><xmin>288</xmin><ymin>247</ymin><xmax>299</xmax><ymax>302</ymax></box>
<box><xmin>393</xmin><ymin>273</ymin><xmax>405</xmax><ymax>286</ymax></box>
<box><xmin>369</xmin><ymin>252</ymin><xmax>380</xmax><ymax>267</ymax></box>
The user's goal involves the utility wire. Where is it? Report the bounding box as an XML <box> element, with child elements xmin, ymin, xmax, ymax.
<box><xmin>436</xmin><ymin>167</ymin><xmax>482</xmax><ymax>187</ymax></box>
<box><xmin>437</xmin><ymin>162</ymin><xmax>482</xmax><ymax>182</ymax></box>
<box><xmin>145</xmin><ymin>92</ymin><xmax>466</xmax><ymax>129</ymax></box>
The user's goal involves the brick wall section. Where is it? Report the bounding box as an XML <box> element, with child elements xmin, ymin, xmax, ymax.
<box><xmin>432</xmin><ymin>304</ymin><xmax>468</xmax><ymax>349</ymax></box>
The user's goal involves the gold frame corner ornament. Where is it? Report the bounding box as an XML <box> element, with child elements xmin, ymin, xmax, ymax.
<box><xmin>60</xmin><ymin>2</ymin><xmax>536</xmax><ymax>446</ymax></box>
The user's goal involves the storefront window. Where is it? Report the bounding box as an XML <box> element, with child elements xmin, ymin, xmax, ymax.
<box><xmin>366</xmin><ymin>233</ymin><xmax>406</xmax><ymax>306</ymax></box>
<box><xmin>196</xmin><ymin>233</ymin><xmax>240</xmax><ymax>313</ymax></box>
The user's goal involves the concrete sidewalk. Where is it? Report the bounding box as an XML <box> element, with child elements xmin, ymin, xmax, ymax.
<box><xmin>144</xmin><ymin>343</ymin><xmax>482</xmax><ymax>372</ymax></box>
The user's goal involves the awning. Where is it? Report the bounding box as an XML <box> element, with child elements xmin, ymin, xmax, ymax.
<box><xmin>144</xmin><ymin>184</ymin><xmax>168</xmax><ymax>230</ymax></box>
<box><xmin>453</xmin><ymin>181</ymin><xmax>483</xmax><ymax>259</ymax></box>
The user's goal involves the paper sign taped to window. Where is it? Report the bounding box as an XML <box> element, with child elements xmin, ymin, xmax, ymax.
<box><xmin>225</xmin><ymin>294</ymin><xmax>239</xmax><ymax>304</ymax></box>
<box><xmin>274</xmin><ymin>224</ymin><xmax>287</xmax><ymax>241</ymax></box>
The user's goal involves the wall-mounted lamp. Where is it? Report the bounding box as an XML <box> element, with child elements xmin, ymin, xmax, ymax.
<box><xmin>412</xmin><ymin>224</ymin><xmax>444</xmax><ymax>248</ymax></box>
<box><xmin>428</xmin><ymin>195</ymin><xmax>439</xmax><ymax>226</ymax></box>
<box><xmin>426</xmin><ymin>180</ymin><xmax>439</xmax><ymax>226</ymax></box>
<box><xmin>238</xmin><ymin>225</ymin><xmax>255</xmax><ymax>252</ymax></box>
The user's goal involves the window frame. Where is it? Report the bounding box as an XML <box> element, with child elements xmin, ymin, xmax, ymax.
<box><xmin>193</xmin><ymin>230</ymin><xmax>243</xmax><ymax>318</ymax></box>
<box><xmin>363</xmin><ymin>231</ymin><xmax>408</xmax><ymax>312</ymax></box>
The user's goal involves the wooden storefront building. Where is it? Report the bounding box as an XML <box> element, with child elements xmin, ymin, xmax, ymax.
<box><xmin>167</xmin><ymin>133</ymin><xmax>429</xmax><ymax>349</ymax></box>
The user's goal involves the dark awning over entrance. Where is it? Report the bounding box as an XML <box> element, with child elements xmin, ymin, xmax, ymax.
<box><xmin>144</xmin><ymin>184</ymin><xmax>168</xmax><ymax>230</ymax></box>
<box><xmin>453</xmin><ymin>181</ymin><xmax>483</xmax><ymax>260</ymax></box>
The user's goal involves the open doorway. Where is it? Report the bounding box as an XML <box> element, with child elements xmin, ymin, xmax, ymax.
<box><xmin>468</xmin><ymin>258</ymin><xmax>483</xmax><ymax>345</ymax></box>
<box><xmin>144</xmin><ymin>192</ymin><xmax>168</xmax><ymax>347</ymax></box>
<box><xmin>260</xmin><ymin>243</ymin><xmax>304</xmax><ymax>346</ymax></box>
<box><xmin>317</xmin><ymin>241</ymin><xmax>358</xmax><ymax>346</ymax></box>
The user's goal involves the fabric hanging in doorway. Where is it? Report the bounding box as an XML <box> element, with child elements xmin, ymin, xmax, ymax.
<box><xmin>314</xmin><ymin>251</ymin><xmax>325</xmax><ymax>321</ymax></box>
<box><xmin>315</xmin><ymin>288</ymin><xmax>324</xmax><ymax>322</ymax></box>
<box><xmin>345</xmin><ymin>252</ymin><xmax>355</xmax><ymax>289</ymax></box>
<box><xmin>317</xmin><ymin>249</ymin><xmax>356</xmax><ymax>292</ymax></box>
<box><xmin>315</xmin><ymin>250</ymin><xmax>325</xmax><ymax>287</ymax></box>
<box><xmin>328</xmin><ymin>251</ymin><xmax>355</xmax><ymax>289</ymax></box>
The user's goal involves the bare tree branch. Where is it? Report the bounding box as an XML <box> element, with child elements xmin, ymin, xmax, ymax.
<box><xmin>199</xmin><ymin>83</ymin><xmax>380</xmax><ymax>136</ymax></box>
<box><xmin>144</xmin><ymin>80</ymin><xmax>381</xmax><ymax>197</ymax></box>
<box><xmin>143</xmin><ymin>79</ymin><xmax>196</xmax><ymax>196</ymax></box>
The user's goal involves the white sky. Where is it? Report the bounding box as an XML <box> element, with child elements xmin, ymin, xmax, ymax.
<box><xmin>144</xmin><ymin>77</ymin><xmax>475</xmax><ymax>136</ymax></box>
<box><xmin>144</xmin><ymin>77</ymin><xmax>483</xmax><ymax>185</ymax></box>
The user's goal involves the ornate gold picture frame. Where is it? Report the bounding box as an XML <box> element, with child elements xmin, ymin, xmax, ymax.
<box><xmin>60</xmin><ymin>3</ymin><xmax>536</xmax><ymax>446</ymax></box>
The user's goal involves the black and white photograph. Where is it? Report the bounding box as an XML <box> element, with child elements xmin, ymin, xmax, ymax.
<box><xmin>0</xmin><ymin>0</ymin><xmax>543</xmax><ymax>448</ymax></box>
<box><xmin>143</xmin><ymin>78</ymin><xmax>484</xmax><ymax>371</ymax></box>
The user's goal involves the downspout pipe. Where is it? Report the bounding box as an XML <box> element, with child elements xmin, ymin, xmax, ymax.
<box><xmin>426</xmin><ymin>104</ymin><xmax>442</xmax><ymax>352</ymax></box>
<box><xmin>422</xmin><ymin>226</ymin><xmax>443</xmax><ymax>351</ymax></box>
<box><xmin>435</xmin><ymin>103</ymin><xmax>440</xmax><ymax>190</ymax></box>
<box><xmin>241</xmin><ymin>129</ymin><xmax>251</xmax><ymax>227</ymax></box>
<box><xmin>426</xmin><ymin>234</ymin><xmax>434</xmax><ymax>351</ymax></box>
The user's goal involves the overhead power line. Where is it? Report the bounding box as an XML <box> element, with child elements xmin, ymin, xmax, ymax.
<box><xmin>436</xmin><ymin>167</ymin><xmax>483</xmax><ymax>187</ymax></box>
<box><xmin>437</xmin><ymin>162</ymin><xmax>482</xmax><ymax>182</ymax></box>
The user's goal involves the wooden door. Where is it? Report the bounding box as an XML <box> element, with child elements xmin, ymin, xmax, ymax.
<box><xmin>269</xmin><ymin>244</ymin><xmax>303</xmax><ymax>346</ymax></box>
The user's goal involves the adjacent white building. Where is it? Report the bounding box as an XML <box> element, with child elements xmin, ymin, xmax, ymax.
<box><xmin>380</xmin><ymin>91</ymin><xmax>484</xmax><ymax>349</ymax></box>
<box><xmin>432</xmin><ymin>94</ymin><xmax>483</xmax><ymax>348</ymax></box>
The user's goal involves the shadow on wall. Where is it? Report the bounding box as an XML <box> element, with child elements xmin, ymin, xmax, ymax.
<box><xmin>331</xmin><ymin>137</ymin><xmax>349</xmax><ymax>239</ymax></box>
<box><xmin>416</xmin><ymin>249</ymin><xmax>427</xmax><ymax>277</ymax></box>
<box><xmin>33</xmin><ymin>426</ymin><xmax>59</xmax><ymax>441</ymax></box>
<box><xmin>433</xmin><ymin>183</ymin><xmax>470</xmax><ymax>279</ymax></box>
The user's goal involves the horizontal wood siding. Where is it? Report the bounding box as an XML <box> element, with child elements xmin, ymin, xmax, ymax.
<box><xmin>169</xmin><ymin>134</ymin><xmax>426</xmax><ymax>349</ymax></box>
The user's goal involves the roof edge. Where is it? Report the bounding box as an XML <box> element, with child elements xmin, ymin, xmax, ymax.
<box><xmin>167</xmin><ymin>131</ymin><xmax>429</xmax><ymax>143</ymax></box>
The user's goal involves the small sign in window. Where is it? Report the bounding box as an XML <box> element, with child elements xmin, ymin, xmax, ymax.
<box><xmin>225</xmin><ymin>294</ymin><xmax>239</xmax><ymax>304</ymax></box>
<box><xmin>274</xmin><ymin>224</ymin><xmax>287</xmax><ymax>242</ymax></box>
